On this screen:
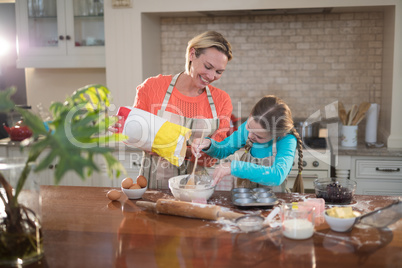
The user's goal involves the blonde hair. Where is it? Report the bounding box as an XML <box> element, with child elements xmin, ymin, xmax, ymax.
<box><xmin>185</xmin><ymin>31</ymin><xmax>233</xmax><ymax>72</ymax></box>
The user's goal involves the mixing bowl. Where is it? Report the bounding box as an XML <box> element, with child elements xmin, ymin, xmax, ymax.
<box><xmin>314</xmin><ymin>178</ymin><xmax>357</xmax><ymax>204</ymax></box>
<box><xmin>168</xmin><ymin>175</ymin><xmax>216</xmax><ymax>202</ymax></box>
<box><xmin>324</xmin><ymin>211</ymin><xmax>360</xmax><ymax>232</ymax></box>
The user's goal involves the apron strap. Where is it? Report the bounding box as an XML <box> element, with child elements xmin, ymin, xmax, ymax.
<box><xmin>161</xmin><ymin>73</ymin><xmax>218</xmax><ymax>120</ymax></box>
<box><xmin>205</xmin><ymin>86</ymin><xmax>218</xmax><ymax>118</ymax></box>
<box><xmin>160</xmin><ymin>73</ymin><xmax>181</xmax><ymax>113</ymax></box>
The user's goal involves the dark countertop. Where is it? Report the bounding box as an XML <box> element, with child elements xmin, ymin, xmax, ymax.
<box><xmin>23</xmin><ymin>186</ymin><xmax>402</xmax><ymax>268</ymax></box>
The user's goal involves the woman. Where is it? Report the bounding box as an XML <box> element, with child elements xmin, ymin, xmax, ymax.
<box><xmin>131</xmin><ymin>31</ymin><xmax>233</xmax><ymax>189</ymax></box>
<box><xmin>191</xmin><ymin>95</ymin><xmax>304</xmax><ymax>192</ymax></box>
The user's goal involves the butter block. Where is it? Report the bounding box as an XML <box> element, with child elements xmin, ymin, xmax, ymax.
<box><xmin>326</xmin><ymin>207</ymin><xmax>355</xmax><ymax>219</ymax></box>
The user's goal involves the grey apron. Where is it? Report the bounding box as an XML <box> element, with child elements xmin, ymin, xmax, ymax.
<box><xmin>140</xmin><ymin>73</ymin><xmax>220</xmax><ymax>189</ymax></box>
<box><xmin>235</xmin><ymin>139</ymin><xmax>289</xmax><ymax>193</ymax></box>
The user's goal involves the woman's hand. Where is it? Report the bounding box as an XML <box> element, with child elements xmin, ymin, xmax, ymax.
<box><xmin>191</xmin><ymin>138</ymin><xmax>212</xmax><ymax>158</ymax></box>
<box><xmin>108</xmin><ymin>115</ymin><xmax>123</xmax><ymax>133</ymax></box>
<box><xmin>212</xmin><ymin>162</ymin><xmax>231</xmax><ymax>186</ymax></box>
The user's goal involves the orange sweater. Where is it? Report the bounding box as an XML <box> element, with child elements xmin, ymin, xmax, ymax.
<box><xmin>134</xmin><ymin>74</ymin><xmax>233</xmax><ymax>166</ymax></box>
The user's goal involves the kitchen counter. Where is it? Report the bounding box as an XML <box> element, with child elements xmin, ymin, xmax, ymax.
<box><xmin>2</xmin><ymin>137</ymin><xmax>401</xmax><ymax>157</ymax></box>
<box><xmin>336</xmin><ymin>142</ymin><xmax>402</xmax><ymax>157</ymax></box>
<box><xmin>0</xmin><ymin>137</ymin><xmax>143</xmax><ymax>152</ymax></box>
<box><xmin>25</xmin><ymin>186</ymin><xmax>401</xmax><ymax>268</ymax></box>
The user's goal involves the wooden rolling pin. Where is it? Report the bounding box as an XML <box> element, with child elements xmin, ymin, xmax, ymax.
<box><xmin>136</xmin><ymin>199</ymin><xmax>245</xmax><ymax>221</ymax></box>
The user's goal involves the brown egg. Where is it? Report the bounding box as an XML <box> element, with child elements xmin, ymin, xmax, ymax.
<box><xmin>121</xmin><ymin>177</ymin><xmax>134</xmax><ymax>189</ymax></box>
<box><xmin>129</xmin><ymin>183</ymin><xmax>141</xmax><ymax>189</ymax></box>
<box><xmin>137</xmin><ymin>175</ymin><xmax>147</xmax><ymax>188</ymax></box>
<box><xmin>106</xmin><ymin>189</ymin><xmax>121</xmax><ymax>201</ymax></box>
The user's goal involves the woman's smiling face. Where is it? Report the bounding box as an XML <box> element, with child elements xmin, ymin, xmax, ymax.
<box><xmin>189</xmin><ymin>47</ymin><xmax>228</xmax><ymax>88</ymax></box>
<box><xmin>246</xmin><ymin>117</ymin><xmax>272</xmax><ymax>144</ymax></box>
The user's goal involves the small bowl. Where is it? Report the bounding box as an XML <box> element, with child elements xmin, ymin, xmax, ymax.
<box><xmin>324</xmin><ymin>211</ymin><xmax>359</xmax><ymax>232</ymax></box>
<box><xmin>252</xmin><ymin>187</ymin><xmax>272</xmax><ymax>193</ymax></box>
<box><xmin>314</xmin><ymin>178</ymin><xmax>357</xmax><ymax>204</ymax></box>
<box><xmin>233</xmin><ymin>198</ymin><xmax>256</xmax><ymax>204</ymax></box>
<box><xmin>232</xmin><ymin>188</ymin><xmax>252</xmax><ymax>194</ymax></box>
<box><xmin>168</xmin><ymin>175</ymin><xmax>216</xmax><ymax>202</ymax></box>
<box><xmin>121</xmin><ymin>186</ymin><xmax>147</xmax><ymax>199</ymax></box>
<box><xmin>255</xmin><ymin>192</ymin><xmax>274</xmax><ymax>198</ymax></box>
<box><xmin>236</xmin><ymin>215</ymin><xmax>265</xmax><ymax>232</ymax></box>
<box><xmin>256</xmin><ymin>197</ymin><xmax>277</xmax><ymax>203</ymax></box>
<box><xmin>233</xmin><ymin>193</ymin><xmax>253</xmax><ymax>199</ymax></box>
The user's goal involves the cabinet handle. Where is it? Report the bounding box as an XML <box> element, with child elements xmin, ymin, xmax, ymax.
<box><xmin>375</xmin><ymin>167</ymin><xmax>400</xmax><ymax>172</ymax></box>
<box><xmin>66</xmin><ymin>35</ymin><xmax>71</xmax><ymax>40</ymax></box>
<box><xmin>59</xmin><ymin>35</ymin><xmax>64</xmax><ymax>40</ymax></box>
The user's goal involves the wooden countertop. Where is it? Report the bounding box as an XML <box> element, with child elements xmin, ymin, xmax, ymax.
<box><xmin>24</xmin><ymin>186</ymin><xmax>401</xmax><ymax>268</ymax></box>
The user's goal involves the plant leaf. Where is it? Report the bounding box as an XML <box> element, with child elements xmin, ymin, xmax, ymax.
<box><xmin>0</xmin><ymin>87</ymin><xmax>17</xmax><ymax>113</ymax></box>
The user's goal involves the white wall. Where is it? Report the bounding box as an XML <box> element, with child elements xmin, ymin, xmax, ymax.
<box><xmin>387</xmin><ymin>4</ymin><xmax>402</xmax><ymax>148</ymax></box>
<box><xmin>25</xmin><ymin>68</ymin><xmax>106</xmax><ymax>115</ymax></box>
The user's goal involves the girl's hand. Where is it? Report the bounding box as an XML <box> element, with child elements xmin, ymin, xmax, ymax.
<box><xmin>191</xmin><ymin>138</ymin><xmax>211</xmax><ymax>158</ymax></box>
<box><xmin>212</xmin><ymin>162</ymin><xmax>231</xmax><ymax>185</ymax></box>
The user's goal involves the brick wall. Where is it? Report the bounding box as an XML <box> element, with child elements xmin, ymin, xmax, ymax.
<box><xmin>161</xmin><ymin>12</ymin><xmax>383</xmax><ymax>122</ymax></box>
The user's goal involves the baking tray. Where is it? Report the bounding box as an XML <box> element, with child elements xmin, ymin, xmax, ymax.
<box><xmin>231</xmin><ymin>187</ymin><xmax>278</xmax><ymax>207</ymax></box>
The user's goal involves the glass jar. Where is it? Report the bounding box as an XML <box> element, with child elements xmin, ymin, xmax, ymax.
<box><xmin>281</xmin><ymin>203</ymin><xmax>315</xmax><ymax>240</ymax></box>
<box><xmin>0</xmin><ymin>157</ymin><xmax>43</xmax><ymax>266</ymax></box>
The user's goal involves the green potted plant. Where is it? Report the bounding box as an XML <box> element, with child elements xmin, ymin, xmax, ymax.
<box><xmin>0</xmin><ymin>85</ymin><xmax>126</xmax><ymax>266</ymax></box>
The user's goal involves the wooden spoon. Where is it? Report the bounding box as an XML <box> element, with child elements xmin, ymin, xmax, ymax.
<box><xmin>185</xmin><ymin>131</ymin><xmax>205</xmax><ymax>187</ymax></box>
<box><xmin>347</xmin><ymin>104</ymin><xmax>358</xmax><ymax>126</ymax></box>
<box><xmin>351</xmin><ymin>102</ymin><xmax>371</xmax><ymax>125</ymax></box>
<box><xmin>338</xmin><ymin>102</ymin><xmax>347</xmax><ymax>125</ymax></box>
<box><xmin>345</xmin><ymin>109</ymin><xmax>351</xmax><ymax>126</ymax></box>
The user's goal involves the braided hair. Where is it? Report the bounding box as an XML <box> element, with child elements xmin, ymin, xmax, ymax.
<box><xmin>250</xmin><ymin>95</ymin><xmax>304</xmax><ymax>191</ymax></box>
<box><xmin>290</xmin><ymin>128</ymin><xmax>304</xmax><ymax>175</ymax></box>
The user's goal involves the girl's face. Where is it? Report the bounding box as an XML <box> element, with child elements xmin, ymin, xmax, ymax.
<box><xmin>188</xmin><ymin>47</ymin><xmax>228</xmax><ymax>88</ymax></box>
<box><xmin>246</xmin><ymin>117</ymin><xmax>272</xmax><ymax>144</ymax></box>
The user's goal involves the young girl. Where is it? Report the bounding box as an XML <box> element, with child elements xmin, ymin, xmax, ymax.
<box><xmin>191</xmin><ymin>95</ymin><xmax>303</xmax><ymax>192</ymax></box>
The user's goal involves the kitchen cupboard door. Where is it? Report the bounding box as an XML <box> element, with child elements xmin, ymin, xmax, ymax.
<box><xmin>112</xmin><ymin>151</ymin><xmax>143</xmax><ymax>187</ymax></box>
<box><xmin>7</xmin><ymin>146</ymin><xmax>53</xmax><ymax>186</ymax></box>
<box><xmin>15</xmin><ymin>0</ymin><xmax>105</xmax><ymax>68</ymax></box>
<box><xmin>6</xmin><ymin>146</ymin><xmax>114</xmax><ymax>187</ymax></box>
<box><xmin>87</xmin><ymin>154</ymin><xmax>118</xmax><ymax>187</ymax></box>
<box><xmin>0</xmin><ymin>146</ymin><xmax>7</xmax><ymax>157</ymax></box>
<box><xmin>351</xmin><ymin>156</ymin><xmax>402</xmax><ymax>196</ymax></box>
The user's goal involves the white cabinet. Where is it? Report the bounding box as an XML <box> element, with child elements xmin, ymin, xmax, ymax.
<box><xmin>336</xmin><ymin>155</ymin><xmax>402</xmax><ymax>196</ymax></box>
<box><xmin>352</xmin><ymin>157</ymin><xmax>402</xmax><ymax>196</ymax></box>
<box><xmin>0</xmin><ymin>144</ymin><xmax>116</xmax><ymax>187</ymax></box>
<box><xmin>15</xmin><ymin>0</ymin><xmax>105</xmax><ymax>68</ymax></box>
<box><xmin>335</xmin><ymin>155</ymin><xmax>352</xmax><ymax>179</ymax></box>
<box><xmin>112</xmin><ymin>150</ymin><xmax>143</xmax><ymax>187</ymax></box>
<box><xmin>287</xmin><ymin>170</ymin><xmax>330</xmax><ymax>192</ymax></box>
